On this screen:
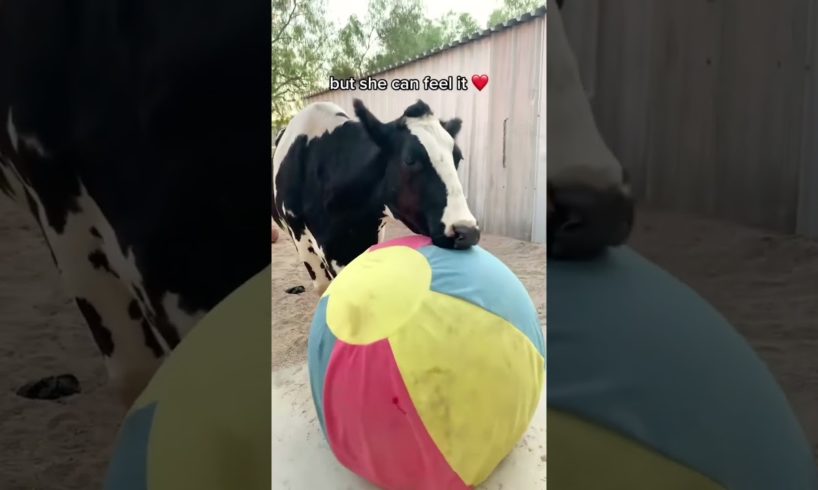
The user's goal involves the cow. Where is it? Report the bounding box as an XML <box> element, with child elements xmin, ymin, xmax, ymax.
<box><xmin>272</xmin><ymin>99</ymin><xmax>480</xmax><ymax>295</ymax></box>
<box><xmin>547</xmin><ymin>0</ymin><xmax>635</xmax><ymax>258</ymax></box>
<box><xmin>0</xmin><ymin>0</ymin><xmax>270</xmax><ymax>406</ymax></box>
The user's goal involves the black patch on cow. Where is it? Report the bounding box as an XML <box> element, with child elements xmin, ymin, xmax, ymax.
<box><xmin>323</xmin><ymin>267</ymin><xmax>333</xmax><ymax>281</ymax></box>
<box><xmin>274</xmin><ymin>128</ymin><xmax>285</xmax><ymax>148</ymax></box>
<box><xmin>335</xmin><ymin>111</ymin><xmax>349</xmax><ymax>118</ymax></box>
<box><xmin>307</xmin><ymin>246</ymin><xmax>315</xmax><ymax>253</ymax></box>
<box><xmin>304</xmin><ymin>262</ymin><xmax>316</xmax><ymax>280</ymax></box>
<box><xmin>74</xmin><ymin>298</ymin><xmax>114</xmax><ymax>356</ymax></box>
<box><xmin>141</xmin><ymin>320</ymin><xmax>165</xmax><ymax>358</ymax></box>
<box><xmin>286</xmin><ymin>285</ymin><xmax>306</xmax><ymax>295</ymax></box>
<box><xmin>89</xmin><ymin>226</ymin><xmax>101</xmax><ymax>238</ymax></box>
<box><xmin>441</xmin><ymin>118</ymin><xmax>462</xmax><ymax>139</ymax></box>
<box><xmin>88</xmin><ymin>250</ymin><xmax>120</xmax><ymax>278</ymax></box>
<box><xmin>403</xmin><ymin>100</ymin><xmax>433</xmax><ymax>118</ymax></box>
<box><xmin>127</xmin><ymin>299</ymin><xmax>142</xmax><ymax>320</ymax></box>
<box><xmin>127</xmin><ymin>300</ymin><xmax>163</xmax><ymax>357</ymax></box>
<box><xmin>152</xmin><ymin>310</ymin><xmax>181</xmax><ymax>350</ymax></box>
<box><xmin>16</xmin><ymin>374</ymin><xmax>80</xmax><ymax>400</ymax></box>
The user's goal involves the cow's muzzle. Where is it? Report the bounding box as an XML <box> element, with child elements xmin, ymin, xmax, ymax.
<box><xmin>452</xmin><ymin>225</ymin><xmax>481</xmax><ymax>249</ymax></box>
<box><xmin>547</xmin><ymin>183</ymin><xmax>634</xmax><ymax>259</ymax></box>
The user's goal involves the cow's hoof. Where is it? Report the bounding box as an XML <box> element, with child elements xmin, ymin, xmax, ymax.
<box><xmin>285</xmin><ymin>285</ymin><xmax>306</xmax><ymax>295</ymax></box>
<box><xmin>16</xmin><ymin>374</ymin><xmax>81</xmax><ymax>400</ymax></box>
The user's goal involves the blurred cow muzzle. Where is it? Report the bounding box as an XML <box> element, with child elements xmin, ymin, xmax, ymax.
<box><xmin>547</xmin><ymin>182</ymin><xmax>634</xmax><ymax>259</ymax></box>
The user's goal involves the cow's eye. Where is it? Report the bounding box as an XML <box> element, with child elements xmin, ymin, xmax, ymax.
<box><xmin>403</xmin><ymin>159</ymin><xmax>418</xmax><ymax>168</ymax></box>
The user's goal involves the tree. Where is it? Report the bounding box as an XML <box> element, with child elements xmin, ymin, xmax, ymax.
<box><xmin>329</xmin><ymin>15</ymin><xmax>375</xmax><ymax>80</ymax></box>
<box><xmin>328</xmin><ymin>0</ymin><xmax>482</xmax><ymax>78</ymax></box>
<box><xmin>272</xmin><ymin>0</ymin><xmax>332</xmax><ymax>128</ymax></box>
<box><xmin>438</xmin><ymin>11</ymin><xmax>480</xmax><ymax>44</ymax></box>
<box><xmin>488</xmin><ymin>0</ymin><xmax>544</xmax><ymax>28</ymax></box>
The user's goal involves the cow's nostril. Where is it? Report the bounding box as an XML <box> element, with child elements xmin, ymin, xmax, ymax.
<box><xmin>453</xmin><ymin>225</ymin><xmax>480</xmax><ymax>249</ymax></box>
<box><xmin>559</xmin><ymin>213</ymin><xmax>585</xmax><ymax>233</ymax></box>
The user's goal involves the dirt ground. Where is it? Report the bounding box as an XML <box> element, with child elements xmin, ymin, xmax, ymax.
<box><xmin>0</xmin><ymin>198</ymin><xmax>121</xmax><ymax>490</ymax></box>
<box><xmin>271</xmin><ymin>222</ymin><xmax>547</xmax><ymax>371</ymax></box>
<box><xmin>629</xmin><ymin>207</ymin><xmax>818</xmax><ymax>462</ymax></box>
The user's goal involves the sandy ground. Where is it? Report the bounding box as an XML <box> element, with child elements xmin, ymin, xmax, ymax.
<box><xmin>0</xmin><ymin>198</ymin><xmax>121</xmax><ymax>490</ymax></box>
<box><xmin>271</xmin><ymin>222</ymin><xmax>547</xmax><ymax>371</ymax></box>
<box><xmin>630</xmin><ymin>208</ymin><xmax>818</xmax><ymax>462</ymax></box>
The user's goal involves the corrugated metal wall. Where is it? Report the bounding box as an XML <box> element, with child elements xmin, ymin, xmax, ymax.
<box><xmin>560</xmin><ymin>0</ymin><xmax>818</xmax><ymax>237</ymax></box>
<box><xmin>305</xmin><ymin>14</ymin><xmax>545</xmax><ymax>242</ymax></box>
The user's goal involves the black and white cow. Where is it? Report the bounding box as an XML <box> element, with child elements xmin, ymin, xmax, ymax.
<box><xmin>273</xmin><ymin>99</ymin><xmax>480</xmax><ymax>294</ymax></box>
<box><xmin>547</xmin><ymin>0</ymin><xmax>635</xmax><ymax>258</ymax></box>
<box><xmin>0</xmin><ymin>0</ymin><xmax>270</xmax><ymax>405</ymax></box>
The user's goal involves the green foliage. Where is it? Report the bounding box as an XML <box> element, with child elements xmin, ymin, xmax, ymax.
<box><xmin>487</xmin><ymin>0</ymin><xmax>544</xmax><ymax>28</ymax></box>
<box><xmin>272</xmin><ymin>0</ymin><xmax>331</xmax><ymax>125</ymax></box>
<box><xmin>329</xmin><ymin>0</ymin><xmax>481</xmax><ymax>78</ymax></box>
<box><xmin>329</xmin><ymin>14</ymin><xmax>372</xmax><ymax>80</ymax></box>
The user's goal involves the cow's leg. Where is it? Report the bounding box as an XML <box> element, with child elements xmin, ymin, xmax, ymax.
<box><xmin>27</xmin><ymin>186</ymin><xmax>167</xmax><ymax>407</ymax></box>
<box><xmin>298</xmin><ymin>228</ymin><xmax>333</xmax><ymax>296</ymax></box>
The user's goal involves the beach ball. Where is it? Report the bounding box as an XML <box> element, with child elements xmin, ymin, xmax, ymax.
<box><xmin>548</xmin><ymin>247</ymin><xmax>818</xmax><ymax>490</ymax></box>
<box><xmin>307</xmin><ymin>235</ymin><xmax>545</xmax><ymax>490</ymax></box>
<box><xmin>104</xmin><ymin>266</ymin><xmax>271</xmax><ymax>490</ymax></box>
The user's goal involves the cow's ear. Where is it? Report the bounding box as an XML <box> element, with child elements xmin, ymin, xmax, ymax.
<box><xmin>441</xmin><ymin>118</ymin><xmax>462</xmax><ymax>139</ymax></box>
<box><xmin>353</xmin><ymin>99</ymin><xmax>390</xmax><ymax>148</ymax></box>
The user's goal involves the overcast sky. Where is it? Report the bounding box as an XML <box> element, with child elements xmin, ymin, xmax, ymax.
<box><xmin>324</xmin><ymin>0</ymin><xmax>505</xmax><ymax>28</ymax></box>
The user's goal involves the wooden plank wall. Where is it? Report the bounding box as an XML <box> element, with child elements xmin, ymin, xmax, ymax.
<box><xmin>560</xmin><ymin>0</ymin><xmax>816</xmax><ymax>236</ymax></box>
<box><xmin>305</xmin><ymin>16</ymin><xmax>545</xmax><ymax>242</ymax></box>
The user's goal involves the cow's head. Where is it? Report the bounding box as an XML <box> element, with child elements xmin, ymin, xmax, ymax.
<box><xmin>353</xmin><ymin>98</ymin><xmax>480</xmax><ymax>249</ymax></box>
<box><xmin>547</xmin><ymin>0</ymin><xmax>634</xmax><ymax>259</ymax></box>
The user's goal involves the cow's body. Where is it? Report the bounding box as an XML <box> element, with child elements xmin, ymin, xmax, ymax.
<box><xmin>273</xmin><ymin>100</ymin><xmax>479</xmax><ymax>294</ymax></box>
<box><xmin>547</xmin><ymin>0</ymin><xmax>635</xmax><ymax>258</ymax></box>
<box><xmin>0</xmin><ymin>0</ymin><xmax>269</xmax><ymax>404</ymax></box>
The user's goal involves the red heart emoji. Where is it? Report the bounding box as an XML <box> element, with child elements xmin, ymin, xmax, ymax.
<box><xmin>471</xmin><ymin>74</ymin><xmax>489</xmax><ymax>91</ymax></box>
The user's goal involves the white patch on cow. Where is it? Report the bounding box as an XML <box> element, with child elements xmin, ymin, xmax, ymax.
<box><xmin>548</xmin><ymin>0</ymin><xmax>625</xmax><ymax>190</ymax></box>
<box><xmin>382</xmin><ymin>205</ymin><xmax>395</xmax><ymax>220</ymax></box>
<box><xmin>292</xmin><ymin>224</ymin><xmax>332</xmax><ymax>295</ymax></box>
<box><xmin>273</xmin><ymin>101</ymin><xmax>350</xmax><ymax>198</ymax></box>
<box><xmin>6</xmin><ymin>108</ymin><xmax>19</xmax><ymax>152</ymax></box>
<box><xmin>378</xmin><ymin>206</ymin><xmax>394</xmax><ymax>243</ymax></box>
<box><xmin>405</xmin><ymin>116</ymin><xmax>478</xmax><ymax>237</ymax></box>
